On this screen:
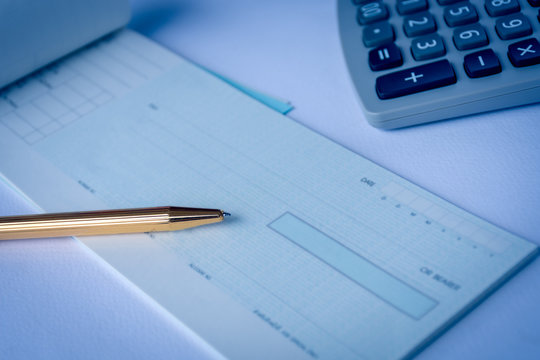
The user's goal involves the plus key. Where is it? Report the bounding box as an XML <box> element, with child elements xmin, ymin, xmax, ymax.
<box><xmin>376</xmin><ymin>60</ymin><xmax>456</xmax><ymax>99</ymax></box>
<box><xmin>404</xmin><ymin>72</ymin><xmax>424</xmax><ymax>83</ymax></box>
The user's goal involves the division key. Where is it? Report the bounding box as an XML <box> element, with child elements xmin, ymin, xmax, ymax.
<box><xmin>376</xmin><ymin>60</ymin><xmax>456</xmax><ymax>99</ymax></box>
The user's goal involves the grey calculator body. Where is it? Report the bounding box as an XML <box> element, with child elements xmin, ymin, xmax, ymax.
<box><xmin>338</xmin><ymin>0</ymin><xmax>540</xmax><ymax>129</ymax></box>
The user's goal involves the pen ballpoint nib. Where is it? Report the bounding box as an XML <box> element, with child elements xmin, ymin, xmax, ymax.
<box><xmin>166</xmin><ymin>207</ymin><xmax>228</xmax><ymax>230</ymax></box>
<box><xmin>223</xmin><ymin>212</ymin><xmax>231</xmax><ymax>217</ymax></box>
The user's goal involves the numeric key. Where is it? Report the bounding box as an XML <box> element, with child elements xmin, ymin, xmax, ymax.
<box><xmin>495</xmin><ymin>14</ymin><xmax>532</xmax><ymax>40</ymax></box>
<box><xmin>403</xmin><ymin>12</ymin><xmax>437</xmax><ymax>37</ymax></box>
<box><xmin>444</xmin><ymin>2</ymin><xmax>479</xmax><ymax>27</ymax></box>
<box><xmin>411</xmin><ymin>35</ymin><xmax>446</xmax><ymax>60</ymax></box>
<box><xmin>484</xmin><ymin>0</ymin><xmax>520</xmax><ymax>17</ymax></box>
<box><xmin>453</xmin><ymin>24</ymin><xmax>489</xmax><ymax>50</ymax></box>
<box><xmin>357</xmin><ymin>1</ymin><xmax>389</xmax><ymax>25</ymax></box>
<box><xmin>397</xmin><ymin>0</ymin><xmax>428</xmax><ymax>15</ymax></box>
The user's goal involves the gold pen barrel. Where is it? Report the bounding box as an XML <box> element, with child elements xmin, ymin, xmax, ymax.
<box><xmin>0</xmin><ymin>206</ymin><xmax>225</xmax><ymax>240</ymax></box>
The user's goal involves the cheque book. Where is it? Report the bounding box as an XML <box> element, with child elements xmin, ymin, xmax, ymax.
<box><xmin>0</xmin><ymin>1</ymin><xmax>537</xmax><ymax>359</ymax></box>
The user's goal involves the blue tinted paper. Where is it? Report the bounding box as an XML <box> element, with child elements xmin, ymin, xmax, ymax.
<box><xmin>0</xmin><ymin>30</ymin><xmax>536</xmax><ymax>360</ymax></box>
<box><xmin>206</xmin><ymin>69</ymin><xmax>293</xmax><ymax>114</ymax></box>
<box><xmin>269</xmin><ymin>213</ymin><xmax>437</xmax><ymax>319</ymax></box>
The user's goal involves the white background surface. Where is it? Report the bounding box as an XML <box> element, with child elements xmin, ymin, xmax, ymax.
<box><xmin>1</xmin><ymin>0</ymin><xmax>539</xmax><ymax>358</ymax></box>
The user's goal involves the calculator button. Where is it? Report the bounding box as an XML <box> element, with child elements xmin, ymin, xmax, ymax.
<box><xmin>437</xmin><ymin>0</ymin><xmax>462</xmax><ymax>5</ymax></box>
<box><xmin>453</xmin><ymin>24</ymin><xmax>489</xmax><ymax>50</ymax></box>
<box><xmin>464</xmin><ymin>49</ymin><xmax>502</xmax><ymax>77</ymax></box>
<box><xmin>357</xmin><ymin>2</ymin><xmax>389</xmax><ymax>25</ymax></box>
<box><xmin>369</xmin><ymin>44</ymin><xmax>403</xmax><ymax>70</ymax></box>
<box><xmin>484</xmin><ymin>0</ymin><xmax>520</xmax><ymax>17</ymax></box>
<box><xmin>495</xmin><ymin>14</ymin><xmax>532</xmax><ymax>40</ymax></box>
<box><xmin>411</xmin><ymin>34</ymin><xmax>446</xmax><ymax>60</ymax></box>
<box><xmin>397</xmin><ymin>0</ymin><xmax>428</xmax><ymax>15</ymax></box>
<box><xmin>444</xmin><ymin>2</ymin><xmax>479</xmax><ymax>27</ymax></box>
<box><xmin>508</xmin><ymin>38</ymin><xmax>540</xmax><ymax>67</ymax></box>
<box><xmin>363</xmin><ymin>23</ymin><xmax>395</xmax><ymax>47</ymax></box>
<box><xmin>403</xmin><ymin>12</ymin><xmax>437</xmax><ymax>37</ymax></box>
<box><xmin>376</xmin><ymin>60</ymin><xmax>456</xmax><ymax>99</ymax></box>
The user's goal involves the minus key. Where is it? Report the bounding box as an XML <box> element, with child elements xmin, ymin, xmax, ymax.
<box><xmin>376</xmin><ymin>60</ymin><xmax>457</xmax><ymax>100</ymax></box>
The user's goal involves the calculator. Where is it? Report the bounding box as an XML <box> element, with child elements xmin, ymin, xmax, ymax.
<box><xmin>338</xmin><ymin>0</ymin><xmax>540</xmax><ymax>129</ymax></box>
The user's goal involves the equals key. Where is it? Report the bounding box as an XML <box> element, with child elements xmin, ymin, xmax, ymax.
<box><xmin>376</xmin><ymin>60</ymin><xmax>456</xmax><ymax>99</ymax></box>
<box><xmin>369</xmin><ymin>43</ymin><xmax>403</xmax><ymax>71</ymax></box>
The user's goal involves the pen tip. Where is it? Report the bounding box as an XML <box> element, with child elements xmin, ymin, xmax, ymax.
<box><xmin>223</xmin><ymin>211</ymin><xmax>231</xmax><ymax>217</ymax></box>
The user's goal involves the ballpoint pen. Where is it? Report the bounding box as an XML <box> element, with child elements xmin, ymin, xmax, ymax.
<box><xmin>0</xmin><ymin>206</ymin><xmax>230</xmax><ymax>240</ymax></box>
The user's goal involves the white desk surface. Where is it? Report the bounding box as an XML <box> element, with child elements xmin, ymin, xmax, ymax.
<box><xmin>1</xmin><ymin>0</ymin><xmax>539</xmax><ymax>358</ymax></box>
